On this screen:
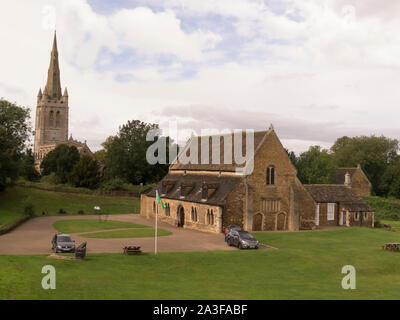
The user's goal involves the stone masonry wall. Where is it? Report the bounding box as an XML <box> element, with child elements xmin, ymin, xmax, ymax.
<box><xmin>141</xmin><ymin>194</ymin><xmax>222</xmax><ymax>233</ymax></box>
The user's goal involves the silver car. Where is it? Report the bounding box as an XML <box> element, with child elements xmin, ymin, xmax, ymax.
<box><xmin>51</xmin><ymin>233</ymin><xmax>75</xmax><ymax>253</ymax></box>
<box><xmin>228</xmin><ymin>231</ymin><xmax>259</xmax><ymax>249</ymax></box>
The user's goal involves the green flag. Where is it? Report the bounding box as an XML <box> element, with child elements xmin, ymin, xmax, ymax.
<box><xmin>156</xmin><ymin>190</ymin><xmax>165</xmax><ymax>210</ymax></box>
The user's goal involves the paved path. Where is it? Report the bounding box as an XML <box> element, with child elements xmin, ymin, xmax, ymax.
<box><xmin>0</xmin><ymin>214</ymin><xmax>237</xmax><ymax>255</ymax></box>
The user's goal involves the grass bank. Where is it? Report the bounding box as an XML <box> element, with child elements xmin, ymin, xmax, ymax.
<box><xmin>0</xmin><ymin>186</ymin><xmax>140</xmax><ymax>232</ymax></box>
<box><xmin>1</xmin><ymin>227</ymin><xmax>400</xmax><ymax>299</ymax></box>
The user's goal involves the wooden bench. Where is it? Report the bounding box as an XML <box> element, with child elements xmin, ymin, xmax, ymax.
<box><xmin>382</xmin><ymin>243</ymin><xmax>400</xmax><ymax>251</ymax></box>
<box><xmin>123</xmin><ymin>246</ymin><xmax>142</xmax><ymax>254</ymax></box>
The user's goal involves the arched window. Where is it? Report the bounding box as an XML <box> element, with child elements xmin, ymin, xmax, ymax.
<box><xmin>165</xmin><ymin>203</ymin><xmax>170</xmax><ymax>216</ymax></box>
<box><xmin>266</xmin><ymin>166</ymin><xmax>275</xmax><ymax>185</ymax></box>
<box><xmin>207</xmin><ymin>209</ymin><xmax>214</xmax><ymax>225</ymax></box>
<box><xmin>153</xmin><ymin>201</ymin><xmax>156</xmax><ymax>213</ymax></box>
<box><xmin>49</xmin><ymin>111</ymin><xmax>54</xmax><ymax>127</ymax></box>
<box><xmin>56</xmin><ymin>111</ymin><xmax>60</xmax><ymax>127</ymax></box>
<box><xmin>191</xmin><ymin>207</ymin><xmax>197</xmax><ymax>222</ymax></box>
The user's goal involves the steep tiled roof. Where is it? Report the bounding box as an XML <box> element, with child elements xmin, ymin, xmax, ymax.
<box><xmin>304</xmin><ymin>185</ymin><xmax>374</xmax><ymax>212</ymax></box>
<box><xmin>147</xmin><ymin>173</ymin><xmax>242</xmax><ymax>205</ymax></box>
<box><xmin>170</xmin><ymin>130</ymin><xmax>268</xmax><ymax>172</ymax></box>
<box><xmin>335</xmin><ymin>168</ymin><xmax>358</xmax><ymax>184</ymax></box>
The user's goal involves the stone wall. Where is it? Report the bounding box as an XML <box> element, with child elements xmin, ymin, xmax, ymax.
<box><xmin>141</xmin><ymin>194</ymin><xmax>222</xmax><ymax>233</ymax></box>
<box><xmin>348</xmin><ymin>211</ymin><xmax>374</xmax><ymax>227</ymax></box>
<box><xmin>244</xmin><ymin>130</ymin><xmax>297</xmax><ymax>231</ymax></box>
<box><xmin>294</xmin><ymin>179</ymin><xmax>316</xmax><ymax>230</ymax></box>
<box><xmin>351</xmin><ymin>170</ymin><xmax>371</xmax><ymax>196</ymax></box>
<box><xmin>223</xmin><ymin>180</ymin><xmax>245</xmax><ymax>230</ymax></box>
<box><xmin>317</xmin><ymin>202</ymin><xmax>339</xmax><ymax>227</ymax></box>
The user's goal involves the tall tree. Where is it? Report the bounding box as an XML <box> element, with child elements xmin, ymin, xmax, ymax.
<box><xmin>40</xmin><ymin>144</ymin><xmax>80</xmax><ymax>184</ymax></box>
<box><xmin>21</xmin><ymin>149</ymin><xmax>40</xmax><ymax>181</ymax></box>
<box><xmin>331</xmin><ymin>135</ymin><xmax>399</xmax><ymax>195</ymax></box>
<box><xmin>295</xmin><ymin>146</ymin><xmax>335</xmax><ymax>184</ymax></box>
<box><xmin>0</xmin><ymin>100</ymin><xmax>31</xmax><ymax>191</ymax></box>
<box><xmin>69</xmin><ymin>155</ymin><xmax>100</xmax><ymax>189</ymax></box>
<box><xmin>102</xmin><ymin>120</ymin><xmax>174</xmax><ymax>185</ymax></box>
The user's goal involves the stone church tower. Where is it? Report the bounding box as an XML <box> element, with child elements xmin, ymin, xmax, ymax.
<box><xmin>34</xmin><ymin>32</ymin><xmax>91</xmax><ymax>171</ymax></box>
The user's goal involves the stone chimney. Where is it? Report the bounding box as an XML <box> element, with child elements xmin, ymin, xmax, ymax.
<box><xmin>344</xmin><ymin>171</ymin><xmax>351</xmax><ymax>187</ymax></box>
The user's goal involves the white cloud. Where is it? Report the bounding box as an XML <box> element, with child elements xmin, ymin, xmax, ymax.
<box><xmin>109</xmin><ymin>7</ymin><xmax>221</xmax><ymax>61</ymax></box>
<box><xmin>0</xmin><ymin>0</ymin><xmax>399</xmax><ymax>154</ymax></box>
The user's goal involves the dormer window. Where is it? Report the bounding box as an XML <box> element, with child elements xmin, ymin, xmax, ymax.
<box><xmin>201</xmin><ymin>183</ymin><xmax>208</xmax><ymax>200</ymax></box>
<box><xmin>266</xmin><ymin>166</ymin><xmax>275</xmax><ymax>185</ymax></box>
<box><xmin>162</xmin><ymin>180</ymin><xmax>176</xmax><ymax>195</ymax></box>
<box><xmin>181</xmin><ymin>181</ymin><xmax>195</xmax><ymax>197</ymax></box>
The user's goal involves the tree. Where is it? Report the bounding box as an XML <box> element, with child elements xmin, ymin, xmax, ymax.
<box><xmin>0</xmin><ymin>100</ymin><xmax>31</xmax><ymax>191</ymax></box>
<box><xmin>331</xmin><ymin>135</ymin><xmax>399</xmax><ymax>196</ymax></box>
<box><xmin>69</xmin><ymin>155</ymin><xmax>100</xmax><ymax>188</ymax></box>
<box><xmin>40</xmin><ymin>144</ymin><xmax>80</xmax><ymax>184</ymax></box>
<box><xmin>285</xmin><ymin>148</ymin><xmax>298</xmax><ymax>167</ymax></box>
<box><xmin>295</xmin><ymin>146</ymin><xmax>335</xmax><ymax>184</ymax></box>
<box><xmin>93</xmin><ymin>149</ymin><xmax>106</xmax><ymax>162</ymax></box>
<box><xmin>102</xmin><ymin>120</ymin><xmax>175</xmax><ymax>185</ymax></box>
<box><xmin>21</xmin><ymin>149</ymin><xmax>40</xmax><ymax>181</ymax></box>
<box><xmin>379</xmin><ymin>158</ymin><xmax>400</xmax><ymax>198</ymax></box>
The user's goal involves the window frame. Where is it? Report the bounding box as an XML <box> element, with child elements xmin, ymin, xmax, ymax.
<box><xmin>266</xmin><ymin>166</ymin><xmax>276</xmax><ymax>186</ymax></box>
<box><xmin>327</xmin><ymin>203</ymin><xmax>335</xmax><ymax>221</ymax></box>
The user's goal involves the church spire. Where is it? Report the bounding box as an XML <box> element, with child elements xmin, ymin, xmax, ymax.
<box><xmin>44</xmin><ymin>31</ymin><xmax>62</xmax><ymax>99</ymax></box>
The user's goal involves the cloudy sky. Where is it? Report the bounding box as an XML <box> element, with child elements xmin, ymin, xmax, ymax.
<box><xmin>1</xmin><ymin>0</ymin><xmax>400</xmax><ymax>153</ymax></box>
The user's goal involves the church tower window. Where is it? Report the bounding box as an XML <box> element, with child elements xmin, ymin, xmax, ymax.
<box><xmin>49</xmin><ymin>111</ymin><xmax>54</xmax><ymax>127</ymax></box>
<box><xmin>56</xmin><ymin>111</ymin><xmax>60</xmax><ymax>127</ymax></box>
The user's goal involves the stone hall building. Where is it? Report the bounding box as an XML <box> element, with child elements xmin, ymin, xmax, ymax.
<box><xmin>34</xmin><ymin>32</ymin><xmax>91</xmax><ymax>171</ymax></box>
<box><xmin>141</xmin><ymin>126</ymin><xmax>374</xmax><ymax>233</ymax></box>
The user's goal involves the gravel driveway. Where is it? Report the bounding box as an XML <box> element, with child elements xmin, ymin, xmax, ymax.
<box><xmin>0</xmin><ymin>214</ymin><xmax>236</xmax><ymax>254</ymax></box>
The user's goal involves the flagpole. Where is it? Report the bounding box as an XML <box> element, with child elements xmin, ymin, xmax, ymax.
<box><xmin>155</xmin><ymin>190</ymin><xmax>158</xmax><ymax>255</ymax></box>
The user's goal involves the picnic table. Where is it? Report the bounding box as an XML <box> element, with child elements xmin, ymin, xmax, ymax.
<box><xmin>123</xmin><ymin>245</ymin><xmax>142</xmax><ymax>254</ymax></box>
<box><xmin>382</xmin><ymin>243</ymin><xmax>400</xmax><ymax>251</ymax></box>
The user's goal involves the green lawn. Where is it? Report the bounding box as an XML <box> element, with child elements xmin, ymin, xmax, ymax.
<box><xmin>0</xmin><ymin>186</ymin><xmax>140</xmax><ymax>231</ymax></box>
<box><xmin>81</xmin><ymin>228</ymin><xmax>171</xmax><ymax>238</ymax></box>
<box><xmin>53</xmin><ymin>219</ymin><xmax>149</xmax><ymax>234</ymax></box>
<box><xmin>1</xmin><ymin>227</ymin><xmax>400</xmax><ymax>299</ymax></box>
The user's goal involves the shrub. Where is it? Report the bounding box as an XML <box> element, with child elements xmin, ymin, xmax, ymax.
<box><xmin>59</xmin><ymin>208</ymin><xmax>66</xmax><ymax>214</ymax></box>
<box><xmin>24</xmin><ymin>203</ymin><xmax>35</xmax><ymax>217</ymax></box>
<box><xmin>374</xmin><ymin>220</ymin><xmax>382</xmax><ymax>228</ymax></box>
<box><xmin>41</xmin><ymin>172</ymin><xmax>61</xmax><ymax>185</ymax></box>
<box><xmin>98</xmin><ymin>178</ymin><xmax>126</xmax><ymax>191</ymax></box>
<box><xmin>390</xmin><ymin>213</ymin><xmax>399</xmax><ymax>220</ymax></box>
<box><xmin>99</xmin><ymin>179</ymin><xmax>154</xmax><ymax>195</ymax></box>
<box><xmin>78</xmin><ymin>210</ymin><xmax>85</xmax><ymax>215</ymax></box>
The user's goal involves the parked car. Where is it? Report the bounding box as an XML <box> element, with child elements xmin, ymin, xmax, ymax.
<box><xmin>227</xmin><ymin>230</ymin><xmax>259</xmax><ymax>249</ymax></box>
<box><xmin>224</xmin><ymin>225</ymin><xmax>242</xmax><ymax>242</ymax></box>
<box><xmin>51</xmin><ymin>234</ymin><xmax>75</xmax><ymax>253</ymax></box>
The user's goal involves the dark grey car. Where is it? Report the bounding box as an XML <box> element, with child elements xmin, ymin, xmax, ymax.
<box><xmin>228</xmin><ymin>231</ymin><xmax>259</xmax><ymax>249</ymax></box>
<box><xmin>52</xmin><ymin>234</ymin><xmax>75</xmax><ymax>253</ymax></box>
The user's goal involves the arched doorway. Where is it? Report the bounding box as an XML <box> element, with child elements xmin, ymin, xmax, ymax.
<box><xmin>277</xmin><ymin>212</ymin><xmax>286</xmax><ymax>231</ymax></box>
<box><xmin>177</xmin><ymin>206</ymin><xmax>185</xmax><ymax>228</ymax></box>
<box><xmin>253</xmin><ymin>213</ymin><xmax>263</xmax><ymax>231</ymax></box>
